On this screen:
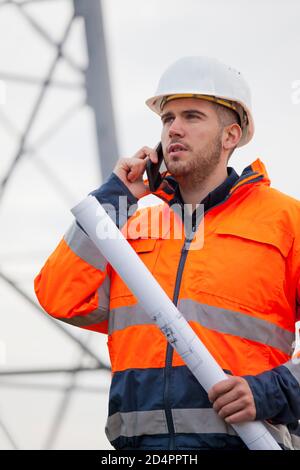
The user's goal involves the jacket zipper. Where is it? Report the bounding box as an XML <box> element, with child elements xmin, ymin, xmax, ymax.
<box><xmin>163</xmin><ymin>215</ymin><xmax>198</xmax><ymax>450</ymax></box>
<box><xmin>162</xmin><ymin>173</ymin><xmax>263</xmax><ymax>449</ymax></box>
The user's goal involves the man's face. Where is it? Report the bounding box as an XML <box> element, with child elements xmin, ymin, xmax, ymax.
<box><xmin>160</xmin><ymin>97</ymin><xmax>223</xmax><ymax>182</ymax></box>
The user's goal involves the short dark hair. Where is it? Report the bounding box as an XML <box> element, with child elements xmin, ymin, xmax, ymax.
<box><xmin>214</xmin><ymin>103</ymin><xmax>240</xmax><ymax>160</ymax></box>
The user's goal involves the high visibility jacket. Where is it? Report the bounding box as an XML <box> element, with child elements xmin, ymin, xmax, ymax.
<box><xmin>35</xmin><ymin>159</ymin><xmax>300</xmax><ymax>450</ymax></box>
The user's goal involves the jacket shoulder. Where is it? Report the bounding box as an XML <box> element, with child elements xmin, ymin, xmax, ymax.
<box><xmin>267</xmin><ymin>186</ymin><xmax>300</xmax><ymax>208</ymax></box>
<box><xmin>253</xmin><ymin>185</ymin><xmax>300</xmax><ymax>237</ymax></box>
<box><xmin>267</xmin><ymin>186</ymin><xmax>300</xmax><ymax>218</ymax></box>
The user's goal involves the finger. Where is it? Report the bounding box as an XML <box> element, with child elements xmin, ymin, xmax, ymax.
<box><xmin>135</xmin><ymin>147</ymin><xmax>158</xmax><ymax>163</ymax></box>
<box><xmin>212</xmin><ymin>388</ymin><xmax>241</xmax><ymax>413</ymax></box>
<box><xmin>127</xmin><ymin>158</ymin><xmax>147</xmax><ymax>182</ymax></box>
<box><xmin>217</xmin><ymin>399</ymin><xmax>244</xmax><ymax>420</ymax></box>
<box><xmin>208</xmin><ymin>377</ymin><xmax>235</xmax><ymax>403</ymax></box>
<box><xmin>224</xmin><ymin>409</ymin><xmax>252</xmax><ymax>424</ymax></box>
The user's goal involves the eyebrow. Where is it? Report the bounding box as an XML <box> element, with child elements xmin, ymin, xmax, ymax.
<box><xmin>161</xmin><ymin>109</ymin><xmax>208</xmax><ymax>120</ymax></box>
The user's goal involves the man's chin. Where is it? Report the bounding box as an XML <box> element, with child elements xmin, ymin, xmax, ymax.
<box><xmin>166</xmin><ymin>164</ymin><xmax>191</xmax><ymax>177</ymax></box>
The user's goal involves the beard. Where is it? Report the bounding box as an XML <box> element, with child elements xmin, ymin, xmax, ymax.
<box><xmin>164</xmin><ymin>133</ymin><xmax>222</xmax><ymax>186</ymax></box>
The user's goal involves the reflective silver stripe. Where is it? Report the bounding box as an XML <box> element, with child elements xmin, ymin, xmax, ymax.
<box><xmin>283</xmin><ymin>360</ymin><xmax>300</xmax><ymax>386</ymax></box>
<box><xmin>179</xmin><ymin>299</ymin><xmax>294</xmax><ymax>355</ymax></box>
<box><xmin>58</xmin><ymin>277</ymin><xmax>110</xmax><ymax>327</ymax></box>
<box><xmin>172</xmin><ymin>408</ymin><xmax>236</xmax><ymax>436</ymax></box>
<box><xmin>59</xmin><ymin>306</ymin><xmax>108</xmax><ymax>327</ymax></box>
<box><xmin>106</xmin><ymin>408</ymin><xmax>293</xmax><ymax>448</ymax></box>
<box><xmin>64</xmin><ymin>222</ymin><xmax>107</xmax><ymax>271</ymax></box>
<box><xmin>108</xmin><ymin>304</ymin><xmax>152</xmax><ymax>335</ymax></box>
<box><xmin>105</xmin><ymin>410</ymin><xmax>168</xmax><ymax>442</ymax></box>
<box><xmin>97</xmin><ymin>277</ymin><xmax>110</xmax><ymax>313</ymax></box>
<box><xmin>108</xmin><ymin>300</ymin><xmax>294</xmax><ymax>354</ymax></box>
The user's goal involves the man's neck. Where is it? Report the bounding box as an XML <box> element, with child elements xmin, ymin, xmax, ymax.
<box><xmin>177</xmin><ymin>166</ymin><xmax>228</xmax><ymax>212</ymax></box>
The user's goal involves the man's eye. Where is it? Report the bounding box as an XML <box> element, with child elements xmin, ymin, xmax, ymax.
<box><xmin>187</xmin><ymin>113</ymin><xmax>200</xmax><ymax>119</ymax></box>
<box><xmin>162</xmin><ymin>116</ymin><xmax>173</xmax><ymax>124</ymax></box>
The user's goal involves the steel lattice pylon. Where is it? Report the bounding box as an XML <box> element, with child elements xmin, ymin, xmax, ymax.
<box><xmin>0</xmin><ymin>0</ymin><xmax>117</xmax><ymax>449</ymax></box>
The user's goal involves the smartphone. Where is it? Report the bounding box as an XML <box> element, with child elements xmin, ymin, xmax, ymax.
<box><xmin>145</xmin><ymin>142</ymin><xmax>165</xmax><ymax>192</ymax></box>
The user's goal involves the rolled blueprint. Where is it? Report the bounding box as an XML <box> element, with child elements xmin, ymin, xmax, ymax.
<box><xmin>72</xmin><ymin>195</ymin><xmax>281</xmax><ymax>451</ymax></box>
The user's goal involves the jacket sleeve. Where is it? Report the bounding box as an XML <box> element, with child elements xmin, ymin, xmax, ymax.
<box><xmin>244</xmin><ymin>290</ymin><xmax>300</xmax><ymax>425</ymax></box>
<box><xmin>244</xmin><ymin>361</ymin><xmax>300</xmax><ymax>425</ymax></box>
<box><xmin>34</xmin><ymin>173</ymin><xmax>138</xmax><ymax>334</ymax></box>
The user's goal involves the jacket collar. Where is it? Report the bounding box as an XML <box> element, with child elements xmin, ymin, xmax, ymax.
<box><xmin>229</xmin><ymin>158</ymin><xmax>271</xmax><ymax>195</ymax></box>
<box><xmin>154</xmin><ymin>158</ymin><xmax>271</xmax><ymax>208</ymax></box>
<box><xmin>171</xmin><ymin>166</ymin><xmax>239</xmax><ymax>212</ymax></box>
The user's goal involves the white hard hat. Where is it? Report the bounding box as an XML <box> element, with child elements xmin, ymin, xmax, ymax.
<box><xmin>146</xmin><ymin>56</ymin><xmax>254</xmax><ymax>147</ymax></box>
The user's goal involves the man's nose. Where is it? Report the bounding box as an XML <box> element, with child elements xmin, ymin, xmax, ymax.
<box><xmin>168</xmin><ymin>117</ymin><xmax>185</xmax><ymax>138</ymax></box>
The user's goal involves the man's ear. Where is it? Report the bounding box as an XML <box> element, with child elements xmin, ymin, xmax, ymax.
<box><xmin>222</xmin><ymin>123</ymin><xmax>242</xmax><ymax>151</ymax></box>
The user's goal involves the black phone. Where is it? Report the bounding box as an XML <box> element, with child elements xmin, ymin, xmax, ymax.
<box><xmin>145</xmin><ymin>142</ymin><xmax>164</xmax><ymax>192</ymax></box>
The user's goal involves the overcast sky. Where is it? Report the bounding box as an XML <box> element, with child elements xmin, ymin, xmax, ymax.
<box><xmin>0</xmin><ymin>0</ymin><xmax>300</xmax><ymax>450</ymax></box>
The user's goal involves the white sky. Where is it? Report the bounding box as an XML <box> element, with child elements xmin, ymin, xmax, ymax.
<box><xmin>0</xmin><ymin>0</ymin><xmax>300</xmax><ymax>450</ymax></box>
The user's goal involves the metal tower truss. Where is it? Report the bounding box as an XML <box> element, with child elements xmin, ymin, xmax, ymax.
<box><xmin>0</xmin><ymin>0</ymin><xmax>117</xmax><ymax>449</ymax></box>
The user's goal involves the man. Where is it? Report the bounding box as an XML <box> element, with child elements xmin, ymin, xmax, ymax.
<box><xmin>35</xmin><ymin>57</ymin><xmax>300</xmax><ymax>450</ymax></box>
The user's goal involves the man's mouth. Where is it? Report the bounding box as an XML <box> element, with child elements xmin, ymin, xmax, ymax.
<box><xmin>167</xmin><ymin>143</ymin><xmax>188</xmax><ymax>154</ymax></box>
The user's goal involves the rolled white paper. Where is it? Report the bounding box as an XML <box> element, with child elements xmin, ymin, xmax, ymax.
<box><xmin>72</xmin><ymin>195</ymin><xmax>281</xmax><ymax>451</ymax></box>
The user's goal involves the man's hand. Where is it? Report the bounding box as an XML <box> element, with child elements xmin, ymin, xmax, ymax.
<box><xmin>208</xmin><ymin>376</ymin><xmax>256</xmax><ymax>424</ymax></box>
<box><xmin>113</xmin><ymin>146</ymin><xmax>159</xmax><ymax>199</ymax></box>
